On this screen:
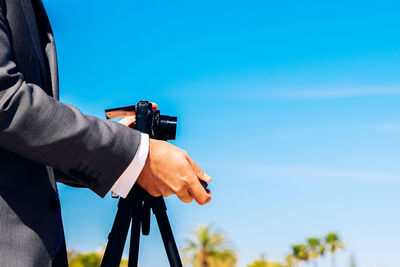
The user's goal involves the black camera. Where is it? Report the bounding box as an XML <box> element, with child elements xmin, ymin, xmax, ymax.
<box><xmin>105</xmin><ymin>100</ymin><xmax>177</xmax><ymax>141</ymax></box>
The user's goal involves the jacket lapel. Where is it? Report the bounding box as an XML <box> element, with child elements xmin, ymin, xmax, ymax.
<box><xmin>33</xmin><ymin>0</ymin><xmax>60</xmax><ymax>100</ymax></box>
<box><xmin>19</xmin><ymin>0</ymin><xmax>47</xmax><ymax>86</ymax></box>
<box><xmin>43</xmin><ymin>31</ymin><xmax>59</xmax><ymax>100</ymax></box>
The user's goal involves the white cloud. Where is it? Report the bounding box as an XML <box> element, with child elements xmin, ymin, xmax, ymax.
<box><xmin>174</xmin><ymin>83</ymin><xmax>400</xmax><ymax>101</ymax></box>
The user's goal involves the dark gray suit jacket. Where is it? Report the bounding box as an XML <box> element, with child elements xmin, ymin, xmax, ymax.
<box><xmin>0</xmin><ymin>0</ymin><xmax>141</xmax><ymax>266</ymax></box>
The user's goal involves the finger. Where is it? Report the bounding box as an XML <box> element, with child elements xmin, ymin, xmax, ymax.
<box><xmin>151</xmin><ymin>102</ymin><xmax>158</xmax><ymax>110</ymax></box>
<box><xmin>188</xmin><ymin>177</ymin><xmax>212</xmax><ymax>205</ymax></box>
<box><xmin>118</xmin><ymin>116</ymin><xmax>136</xmax><ymax>127</ymax></box>
<box><xmin>176</xmin><ymin>187</ymin><xmax>193</xmax><ymax>203</ymax></box>
<box><xmin>186</xmin><ymin>157</ymin><xmax>212</xmax><ymax>183</ymax></box>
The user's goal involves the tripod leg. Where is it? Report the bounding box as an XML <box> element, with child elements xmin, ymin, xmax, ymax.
<box><xmin>141</xmin><ymin>201</ymin><xmax>151</xmax><ymax>236</ymax></box>
<box><xmin>101</xmin><ymin>199</ymin><xmax>132</xmax><ymax>267</ymax></box>
<box><xmin>152</xmin><ymin>197</ymin><xmax>183</xmax><ymax>267</ymax></box>
<box><xmin>128</xmin><ymin>199</ymin><xmax>143</xmax><ymax>267</ymax></box>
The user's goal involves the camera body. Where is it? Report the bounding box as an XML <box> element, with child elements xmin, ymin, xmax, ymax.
<box><xmin>105</xmin><ymin>100</ymin><xmax>177</xmax><ymax>141</ymax></box>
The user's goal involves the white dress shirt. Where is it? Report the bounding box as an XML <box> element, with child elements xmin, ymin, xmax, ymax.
<box><xmin>111</xmin><ymin>133</ymin><xmax>149</xmax><ymax>198</ymax></box>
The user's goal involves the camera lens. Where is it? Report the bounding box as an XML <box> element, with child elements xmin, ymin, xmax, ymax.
<box><xmin>156</xmin><ymin>115</ymin><xmax>177</xmax><ymax>140</ymax></box>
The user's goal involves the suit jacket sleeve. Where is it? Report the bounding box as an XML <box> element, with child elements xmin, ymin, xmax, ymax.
<box><xmin>0</xmin><ymin>3</ymin><xmax>140</xmax><ymax>197</ymax></box>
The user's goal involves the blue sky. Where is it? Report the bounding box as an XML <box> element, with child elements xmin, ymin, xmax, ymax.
<box><xmin>44</xmin><ymin>0</ymin><xmax>400</xmax><ymax>266</ymax></box>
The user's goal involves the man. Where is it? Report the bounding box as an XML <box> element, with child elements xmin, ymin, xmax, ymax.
<box><xmin>0</xmin><ymin>0</ymin><xmax>212</xmax><ymax>266</ymax></box>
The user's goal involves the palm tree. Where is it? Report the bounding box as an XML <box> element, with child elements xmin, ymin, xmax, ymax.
<box><xmin>291</xmin><ymin>244</ymin><xmax>309</xmax><ymax>267</ymax></box>
<box><xmin>307</xmin><ymin>237</ymin><xmax>325</xmax><ymax>267</ymax></box>
<box><xmin>324</xmin><ymin>233</ymin><xmax>344</xmax><ymax>267</ymax></box>
<box><xmin>183</xmin><ymin>224</ymin><xmax>237</xmax><ymax>267</ymax></box>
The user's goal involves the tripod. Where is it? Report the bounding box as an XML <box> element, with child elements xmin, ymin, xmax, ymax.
<box><xmin>101</xmin><ymin>101</ymin><xmax>184</xmax><ymax>267</ymax></box>
<box><xmin>100</xmin><ymin>184</ymin><xmax>183</xmax><ymax>267</ymax></box>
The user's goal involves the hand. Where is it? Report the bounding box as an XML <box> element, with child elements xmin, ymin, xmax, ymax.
<box><xmin>136</xmin><ymin>138</ymin><xmax>212</xmax><ymax>205</ymax></box>
<box><xmin>118</xmin><ymin>115</ymin><xmax>136</xmax><ymax>128</ymax></box>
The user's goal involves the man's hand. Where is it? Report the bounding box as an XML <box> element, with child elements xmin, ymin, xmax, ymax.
<box><xmin>137</xmin><ymin>139</ymin><xmax>212</xmax><ymax>205</ymax></box>
<box><xmin>118</xmin><ymin>116</ymin><xmax>136</xmax><ymax>128</ymax></box>
<box><xmin>117</xmin><ymin>102</ymin><xmax>212</xmax><ymax>205</ymax></box>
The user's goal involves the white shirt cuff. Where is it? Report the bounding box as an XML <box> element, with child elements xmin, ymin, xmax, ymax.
<box><xmin>111</xmin><ymin>132</ymin><xmax>149</xmax><ymax>198</ymax></box>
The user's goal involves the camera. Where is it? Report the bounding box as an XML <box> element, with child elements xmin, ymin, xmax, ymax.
<box><xmin>105</xmin><ymin>100</ymin><xmax>177</xmax><ymax>141</ymax></box>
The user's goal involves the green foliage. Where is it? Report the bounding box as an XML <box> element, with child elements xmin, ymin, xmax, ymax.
<box><xmin>183</xmin><ymin>224</ymin><xmax>237</xmax><ymax>267</ymax></box>
<box><xmin>292</xmin><ymin>244</ymin><xmax>309</xmax><ymax>261</ymax></box>
<box><xmin>287</xmin><ymin>233</ymin><xmax>343</xmax><ymax>267</ymax></box>
<box><xmin>68</xmin><ymin>249</ymin><xmax>128</xmax><ymax>267</ymax></box>
<box><xmin>306</xmin><ymin>237</ymin><xmax>325</xmax><ymax>267</ymax></box>
<box><xmin>68</xmin><ymin>250</ymin><xmax>101</xmax><ymax>267</ymax></box>
<box><xmin>247</xmin><ymin>255</ymin><xmax>284</xmax><ymax>267</ymax></box>
<box><xmin>325</xmin><ymin>233</ymin><xmax>344</xmax><ymax>253</ymax></box>
<box><xmin>66</xmin><ymin>229</ymin><xmax>345</xmax><ymax>267</ymax></box>
<box><xmin>307</xmin><ymin>237</ymin><xmax>325</xmax><ymax>259</ymax></box>
<box><xmin>324</xmin><ymin>232</ymin><xmax>344</xmax><ymax>267</ymax></box>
